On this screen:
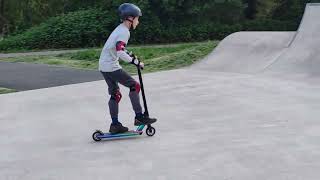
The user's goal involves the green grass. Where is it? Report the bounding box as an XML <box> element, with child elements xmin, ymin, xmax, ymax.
<box><xmin>0</xmin><ymin>87</ymin><xmax>16</xmax><ymax>94</ymax></box>
<box><xmin>0</xmin><ymin>41</ymin><xmax>218</xmax><ymax>74</ymax></box>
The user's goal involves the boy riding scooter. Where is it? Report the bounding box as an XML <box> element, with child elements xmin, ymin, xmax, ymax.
<box><xmin>99</xmin><ymin>3</ymin><xmax>157</xmax><ymax>134</ymax></box>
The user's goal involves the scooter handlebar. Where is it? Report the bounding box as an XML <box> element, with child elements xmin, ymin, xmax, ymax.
<box><xmin>125</xmin><ymin>49</ymin><xmax>144</xmax><ymax>70</ymax></box>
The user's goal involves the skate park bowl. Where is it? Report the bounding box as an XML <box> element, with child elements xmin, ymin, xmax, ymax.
<box><xmin>1</xmin><ymin>3</ymin><xmax>320</xmax><ymax>180</ymax></box>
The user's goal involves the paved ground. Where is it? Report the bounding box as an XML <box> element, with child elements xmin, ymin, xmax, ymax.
<box><xmin>0</xmin><ymin>49</ymin><xmax>87</xmax><ymax>58</ymax></box>
<box><xmin>0</xmin><ymin>61</ymin><xmax>103</xmax><ymax>91</ymax></box>
<box><xmin>0</xmin><ymin>3</ymin><xmax>320</xmax><ymax>180</ymax></box>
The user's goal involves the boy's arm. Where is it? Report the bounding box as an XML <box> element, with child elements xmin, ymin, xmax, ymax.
<box><xmin>116</xmin><ymin>41</ymin><xmax>133</xmax><ymax>63</ymax></box>
<box><xmin>116</xmin><ymin>41</ymin><xmax>141</xmax><ymax>66</ymax></box>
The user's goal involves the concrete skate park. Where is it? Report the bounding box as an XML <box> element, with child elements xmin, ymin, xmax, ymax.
<box><xmin>1</xmin><ymin>3</ymin><xmax>320</xmax><ymax>180</ymax></box>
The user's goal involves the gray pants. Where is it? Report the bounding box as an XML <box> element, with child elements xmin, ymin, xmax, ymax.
<box><xmin>101</xmin><ymin>69</ymin><xmax>142</xmax><ymax>119</ymax></box>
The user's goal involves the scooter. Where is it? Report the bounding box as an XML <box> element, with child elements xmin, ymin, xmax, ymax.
<box><xmin>92</xmin><ymin>52</ymin><xmax>156</xmax><ymax>141</ymax></box>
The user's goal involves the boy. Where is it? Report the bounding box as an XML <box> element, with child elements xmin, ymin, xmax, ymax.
<box><xmin>99</xmin><ymin>3</ymin><xmax>157</xmax><ymax>134</ymax></box>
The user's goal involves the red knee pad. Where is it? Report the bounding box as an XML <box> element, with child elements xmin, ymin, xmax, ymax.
<box><xmin>130</xmin><ymin>82</ymin><xmax>140</xmax><ymax>93</ymax></box>
<box><xmin>135</xmin><ymin>82</ymin><xmax>141</xmax><ymax>93</ymax></box>
<box><xmin>115</xmin><ymin>90</ymin><xmax>122</xmax><ymax>103</ymax></box>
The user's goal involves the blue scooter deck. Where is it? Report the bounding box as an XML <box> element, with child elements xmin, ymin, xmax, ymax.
<box><xmin>92</xmin><ymin>125</ymin><xmax>149</xmax><ymax>141</ymax></box>
<box><xmin>97</xmin><ymin>130</ymin><xmax>143</xmax><ymax>138</ymax></box>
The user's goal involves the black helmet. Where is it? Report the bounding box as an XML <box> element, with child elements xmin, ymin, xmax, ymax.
<box><xmin>118</xmin><ymin>3</ymin><xmax>142</xmax><ymax>21</ymax></box>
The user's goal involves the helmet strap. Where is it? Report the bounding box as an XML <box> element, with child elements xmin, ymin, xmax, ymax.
<box><xmin>125</xmin><ymin>18</ymin><xmax>134</xmax><ymax>30</ymax></box>
<box><xmin>126</xmin><ymin>19</ymin><xmax>134</xmax><ymax>23</ymax></box>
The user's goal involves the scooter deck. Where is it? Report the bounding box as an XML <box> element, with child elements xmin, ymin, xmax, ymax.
<box><xmin>92</xmin><ymin>125</ymin><xmax>146</xmax><ymax>141</ymax></box>
<box><xmin>97</xmin><ymin>130</ymin><xmax>143</xmax><ymax>139</ymax></box>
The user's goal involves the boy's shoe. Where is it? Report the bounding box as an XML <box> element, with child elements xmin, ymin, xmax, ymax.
<box><xmin>134</xmin><ymin>115</ymin><xmax>157</xmax><ymax>126</ymax></box>
<box><xmin>109</xmin><ymin>123</ymin><xmax>129</xmax><ymax>134</ymax></box>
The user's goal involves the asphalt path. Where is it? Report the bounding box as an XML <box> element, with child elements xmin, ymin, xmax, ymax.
<box><xmin>0</xmin><ymin>61</ymin><xmax>103</xmax><ymax>91</ymax></box>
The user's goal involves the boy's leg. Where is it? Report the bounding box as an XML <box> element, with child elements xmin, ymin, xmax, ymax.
<box><xmin>101</xmin><ymin>71</ymin><xmax>120</xmax><ymax>123</ymax></box>
<box><xmin>111</xmin><ymin>69</ymin><xmax>157</xmax><ymax>125</ymax></box>
<box><xmin>101</xmin><ymin>71</ymin><xmax>129</xmax><ymax>134</ymax></box>
<box><xmin>110</xmin><ymin>69</ymin><xmax>143</xmax><ymax>115</ymax></box>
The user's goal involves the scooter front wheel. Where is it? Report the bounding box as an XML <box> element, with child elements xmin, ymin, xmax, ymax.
<box><xmin>146</xmin><ymin>126</ymin><xmax>156</xmax><ymax>136</ymax></box>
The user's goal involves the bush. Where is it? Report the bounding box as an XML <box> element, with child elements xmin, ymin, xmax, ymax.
<box><xmin>242</xmin><ymin>19</ymin><xmax>298</xmax><ymax>31</ymax></box>
<box><xmin>0</xmin><ymin>8</ymin><xmax>300</xmax><ymax>51</ymax></box>
<box><xmin>0</xmin><ymin>8</ymin><xmax>117</xmax><ymax>51</ymax></box>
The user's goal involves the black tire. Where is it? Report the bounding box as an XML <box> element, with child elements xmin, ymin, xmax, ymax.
<box><xmin>92</xmin><ymin>130</ymin><xmax>103</xmax><ymax>142</ymax></box>
<box><xmin>146</xmin><ymin>127</ymin><xmax>156</xmax><ymax>136</ymax></box>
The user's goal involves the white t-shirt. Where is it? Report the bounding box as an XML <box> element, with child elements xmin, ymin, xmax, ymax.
<box><xmin>99</xmin><ymin>23</ymin><xmax>131</xmax><ymax>72</ymax></box>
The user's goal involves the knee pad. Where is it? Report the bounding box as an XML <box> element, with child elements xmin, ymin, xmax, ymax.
<box><xmin>110</xmin><ymin>90</ymin><xmax>122</xmax><ymax>103</ymax></box>
<box><xmin>130</xmin><ymin>82</ymin><xmax>141</xmax><ymax>93</ymax></box>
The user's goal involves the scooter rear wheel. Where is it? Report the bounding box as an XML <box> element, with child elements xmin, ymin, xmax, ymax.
<box><xmin>92</xmin><ymin>130</ymin><xmax>103</xmax><ymax>141</ymax></box>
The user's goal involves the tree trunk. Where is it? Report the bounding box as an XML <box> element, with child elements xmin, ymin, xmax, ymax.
<box><xmin>245</xmin><ymin>0</ymin><xmax>258</xmax><ymax>19</ymax></box>
<box><xmin>0</xmin><ymin>0</ymin><xmax>4</xmax><ymax>16</ymax></box>
<box><xmin>0</xmin><ymin>0</ymin><xmax>4</xmax><ymax>35</ymax></box>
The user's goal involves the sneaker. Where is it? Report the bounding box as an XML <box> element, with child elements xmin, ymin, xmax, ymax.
<box><xmin>109</xmin><ymin>123</ymin><xmax>129</xmax><ymax>134</ymax></box>
<box><xmin>134</xmin><ymin>115</ymin><xmax>157</xmax><ymax>126</ymax></box>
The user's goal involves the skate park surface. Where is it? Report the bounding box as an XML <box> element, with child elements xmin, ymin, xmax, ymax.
<box><xmin>1</xmin><ymin>3</ymin><xmax>320</xmax><ymax>180</ymax></box>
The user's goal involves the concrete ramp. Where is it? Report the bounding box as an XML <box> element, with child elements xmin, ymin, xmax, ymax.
<box><xmin>195</xmin><ymin>3</ymin><xmax>320</xmax><ymax>80</ymax></box>
<box><xmin>263</xmin><ymin>3</ymin><xmax>320</xmax><ymax>78</ymax></box>
<box><xmin>194</xmin><ymin>32</ymin><xmax>295</xmax><ymax>74</ymax></box>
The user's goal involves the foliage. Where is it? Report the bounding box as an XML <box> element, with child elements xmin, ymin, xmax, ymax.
<box><xmin>0</xmin><ymin>0</ymin><xmax>317</xmax><ymax>50</ymax></box>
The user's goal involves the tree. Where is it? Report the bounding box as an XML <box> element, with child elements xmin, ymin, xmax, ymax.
<box><xmin>0</xmin><ymin>0</ymin><xmax>10</xmax><ymax>35</ymax></box>
<box><xmin>272</xmin><ymin>0</ymin><xmax>307</xmax><ymax>21</ymax></box>
<box><xmin>243</xmin><ymin>0</ymin><xmax>258</xmax><ymax>19</ymax></box>
<box><xmin>0</xmin><ymin>0</ymin><xmax>4</xmax><ymax>16</ymax></box>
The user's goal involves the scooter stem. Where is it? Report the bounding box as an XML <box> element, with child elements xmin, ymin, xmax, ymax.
<box><xmin>137</xmin><ymin>66</ymin><xmax>149</xmax><ymax>117</ymax></box>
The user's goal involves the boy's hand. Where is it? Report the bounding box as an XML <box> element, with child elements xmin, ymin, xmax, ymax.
<box><xmin>131</xmin><ymin>56</ymin><xmax>140</xmax><ymax>65</ymax></box>
<box><xmin>139</xmin><ymin>62</ymin><xmax>144</xmax><ymax>69</ymax></box>
<box><xmin>131</xmin><ymin>55</ymin><xmax>144</xmax><ymax>69</ymax></box>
